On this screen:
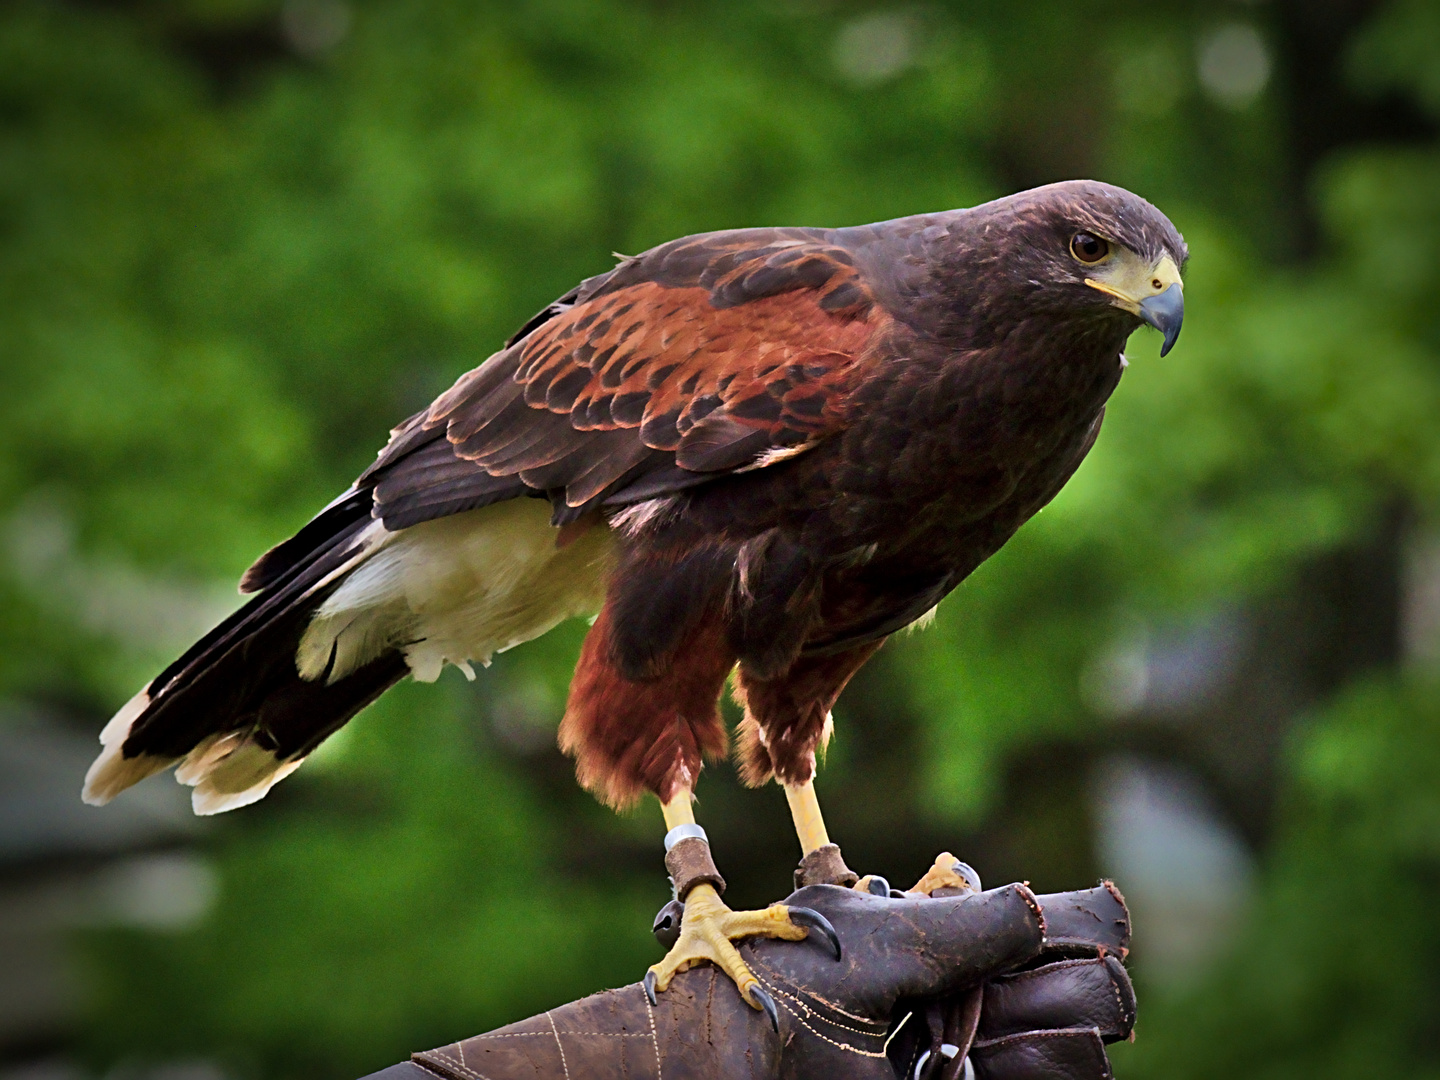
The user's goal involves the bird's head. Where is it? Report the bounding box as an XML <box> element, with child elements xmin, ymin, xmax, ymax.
<box><xmin>929</xmin><ymin>180</ymin><xmax>1188</xmax><ymax>357</ymax></box>
<box><xmin>1012</xmin><ymin>180</ymin><xmax>1187</xmax><ymax>355</ymax></box>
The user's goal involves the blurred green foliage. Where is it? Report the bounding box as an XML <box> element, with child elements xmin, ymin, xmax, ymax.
<box><xmin>3</xmin><ymin>0</ymin><xmax>1440</xmax><ymax>1077</ymax></box>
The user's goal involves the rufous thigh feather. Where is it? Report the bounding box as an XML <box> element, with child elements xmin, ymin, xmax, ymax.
<box><xmin>732</xmin><ymin>640</ymin><xmax>883</xmax><ymax>787</ymax></box>
<box><xmin>559</xmin><ymin>606</ymin><xmax>735</xmax><ymax>808</ymax></box>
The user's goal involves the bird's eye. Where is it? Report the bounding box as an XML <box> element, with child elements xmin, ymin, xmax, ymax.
<box><xmin>1069</xmin><ymin>232</ymin><xmax>1110</xmax><ymax>264</ymax></box>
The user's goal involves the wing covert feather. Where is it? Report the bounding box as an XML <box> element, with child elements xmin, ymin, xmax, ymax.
<box><xmin>364</xmin><ymin>229</ymin><xmax>893</xmax><ymax>529</ymax></box>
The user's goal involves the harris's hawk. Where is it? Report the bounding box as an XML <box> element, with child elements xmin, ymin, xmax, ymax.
<box><xmin>83</xmin><ymin>179</ymin><xmax>1185</xmax><ymax>1019</ymax></box>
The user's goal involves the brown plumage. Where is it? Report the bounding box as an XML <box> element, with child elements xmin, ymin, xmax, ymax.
<box><xmin>82</xmin><ymin>179</ymin><xmax>1186</xmax><ymax>817</ymax></box>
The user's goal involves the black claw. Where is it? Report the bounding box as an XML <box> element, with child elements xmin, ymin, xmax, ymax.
<box><xmin>865</xmin><ymin>875</ymin><xmax>891</xmax><ymax>897</ymax></box>
<box><xmin>750</xmin><ymin>984</ymin><xmax>780</xmax><ymax>1033</ymax></box>
<box><xmin>643</xmin><ymin>970</ymin><xmax>658</xmax><ymax>1007</ymax></box>
<box><xmin>789</xmin><ymin>906</ymin><xmax>842</xmax><ymax>960</ymax></box>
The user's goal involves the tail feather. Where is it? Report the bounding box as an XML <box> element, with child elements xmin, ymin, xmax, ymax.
<box><xmin>82</xmin><ymin>512</ymin><xmax>406</xmax><ymax>814</ymax></box>
<box><xmin>82</xmin><ymin>684</ymin><xmax>174</xmax><ymax>805</ymax></box>
<box><xmin>171</xmin><ymin>732</ymin><xmax>306</xmax><ymax>815</ymax></box>
<box><xmin>85</xmin><ymin>492</ymin><xmax>612</xmax><ymax>815</ymax></box>
<box><xmin>238</xmin><ymin>489</ymin><xmax>373</xmax><ymax>595</ymax></box>
<box><xmin>141</xmin><ymin>516</ymin><xmax>369</xmax><ymax>712</ymax></box>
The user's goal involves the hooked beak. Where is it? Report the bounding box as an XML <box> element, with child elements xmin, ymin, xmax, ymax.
<box><xmin>1084</xmin><ymin>253</ymin><xmax>1185</xmax><ymax>357</ymax></box>
<box><xmin>1139</xmin><ymin>284</ymin><xmax>1184</xmax><ymax>357</ymax></box>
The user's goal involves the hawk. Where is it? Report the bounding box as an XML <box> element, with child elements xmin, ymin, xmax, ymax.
<box><xmin>83</xmin><ymin>179</ymin><xmax>1185</xmax><ymax>1020</ymax></box>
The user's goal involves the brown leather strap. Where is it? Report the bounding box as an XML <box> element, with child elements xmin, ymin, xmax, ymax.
<box><xmin>664</xmin><ymin>836</ymin><xmax>726</xmax><ymax>899</ymax></box>
<box><xmin>793</xmin><ymin>843</ymin><xmax>858</xmax><ymax>889</ymax></box>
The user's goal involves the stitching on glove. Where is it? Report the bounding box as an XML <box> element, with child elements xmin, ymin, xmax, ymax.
<box><xmin>758</xmin><ymin>977</ymin><xmax>890</xmax><ymax>1039</ymax></box>
<box><xmin>747</xmin><ymin>956</ymin><xmax>884</xmax><ymax>1027</ymax></box>
<box><xmin>753</xmin><ymin>971</ymin><xmax>890</xmax><ymax>1058</ymax></box>
<box><xmin>900</xmin><ymin>1031</ymin><xmax>925</xmax><ymax>1080</ymax></box>
<box><xmin>642</xmin><ymin>983</ymin><xmax>663</xmax><ymax>1080</ymax></box>
<box><xmin>422</xmin><ymin>1049</ymin><xmax>493</xmax><ymax>1080</ymax></box>
<box><xmin>1109</xmin><ymin>969</ymin><xmax>1131</xmax><ymax>1030</ymax></box>
<box><xmin>1017</xmin><ymin>883</ymin><xmax>1047</xmax><ymax>938</ymax></box>
<box><xmin>544</xmin><ymin>1012</ymin><xmax>570</xmax><ymax>1080</ymax></box>
<box><xmin>449</xmin><ymin>1033</ymin><xmax>651</xmax><ymax>1040</ymax></box>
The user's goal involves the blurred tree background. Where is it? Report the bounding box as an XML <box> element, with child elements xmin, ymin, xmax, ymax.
<box><xmin>2</xmin><ymin>1</ymin><xmax>1439</xmax><ymax>1078</ymax></box>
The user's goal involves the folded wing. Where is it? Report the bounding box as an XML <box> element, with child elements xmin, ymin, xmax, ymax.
<box><xmin>89</xmin><ymin>226</ymin><xmax>894</xmax><ymax>814</ymax></box>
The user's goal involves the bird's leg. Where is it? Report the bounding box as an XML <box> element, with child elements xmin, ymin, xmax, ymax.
<box><xmin>645</xmin><ymin>786</ymin><xmax>841</xmax><ymax>1028</ymax></box>
<box><xmin>784</xmin><ymin>777</ymin><xmax>831</xmax><ymax>853</ymax></box>
<box><xmin>783</xmin><ymin>778</ymin><xmax>862</xmax><ymax>890</ymax></box>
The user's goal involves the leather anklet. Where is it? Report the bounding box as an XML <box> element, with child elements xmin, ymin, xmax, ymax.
<box><xmin>664</xmin><ymin>825</ymin><xmax>726</xmax><ymax>900</ymax></box>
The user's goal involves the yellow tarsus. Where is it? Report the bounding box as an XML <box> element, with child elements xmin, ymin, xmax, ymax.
<box><xmin>661</xmin><ymin>788</ymin><xmax>696</xmax><ymax>831</ymax></box>
<box><xmin>783</xmin><ymin>779</ymin><xmax>830</xmax><ymax>855</ymax></box>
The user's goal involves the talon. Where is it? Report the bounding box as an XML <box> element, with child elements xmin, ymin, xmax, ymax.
<box><xmin>643</xmin><ymin>969</ymin><xmax>658</xmax><ymax>1007</ymax></box>
<box><xmin>912</xmin><ymin>852</ymin><xmax>983</xmax><ymax>896</ymax></box>
<box><xmin>646</xmin><ymin>884</ymin><xmax>807</xmax><ymax>1009</ymax></box>
<box><xmin>749</xmin><ymin>983</ymin><xmax>780</xmax><ymax>1032</ymax></box>
<box><xmin>858</xmin><ymin>874</ymin><xmax>890</xmax><ymax>897</ymax></box>
<box><xmin>953</xmin><ymin>862</ymin><xmax>982</xmax><ymax>893</ymax></box>
<box><xmin>787</xmin><ymin>905</ymin><xmax>842</xmax><ymax>960</ymax></box>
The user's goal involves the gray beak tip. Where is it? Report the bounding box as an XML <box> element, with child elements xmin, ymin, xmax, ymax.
<box><xmin>1138</xmin><ymin>283</ymin><xmax>1184</xmax><ymax>357</ymax></box>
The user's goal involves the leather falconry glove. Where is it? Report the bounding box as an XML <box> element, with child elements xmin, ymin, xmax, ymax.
<box><xmin>363</xmin><ymin>859</ymin><xmax>1135</xmax><ymax>1080</ymax></box>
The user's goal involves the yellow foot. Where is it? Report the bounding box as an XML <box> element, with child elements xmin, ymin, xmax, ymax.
<box><xmin>853</xmin><ymin>874</ymin><xmax>894</xmax><ymax>897</ymax></box>
<box><xmin>910</xmin><ymin>851</ymin><xmax>982</xmax><ymax>896</ymax></box>
<box><xmin>643</xmin><ymin>883</ymin><xmax>841</xmax><ymax>1030</ymax></box>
